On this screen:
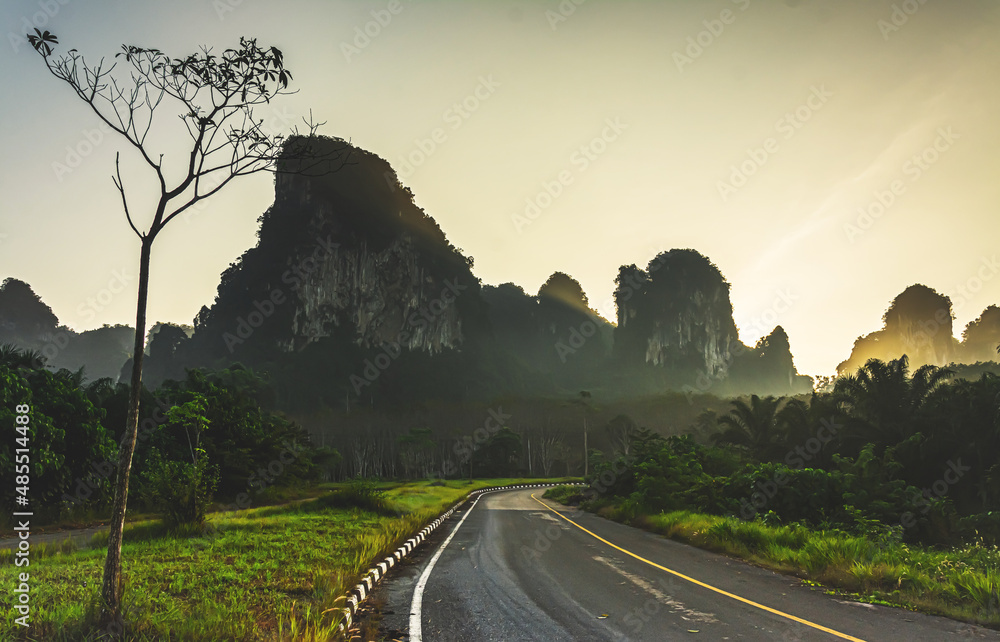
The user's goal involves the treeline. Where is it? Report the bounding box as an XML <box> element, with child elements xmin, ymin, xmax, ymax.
<box><xmin>8</xmin><ymin>338</ymin><xmax>998</xmax><ymax>546</ymax></box>
<box><xmin>2</xmin><ymin>339</ymin><xmax>734</xmax><ymax>524</ymax></box>
<box><xmin>0</xmin><ymin>345</ymin><xmax>330</xmax><ymax>525</ymax></box>
<box><xmin>584</xmin><ymin>355</ymin><xmax>1000</xmax><ymax>546</ymax></box>
<box><xmin>296</xmin><ymin>392</ymin><xmax>730</xmax><ymax>481</ymax></box>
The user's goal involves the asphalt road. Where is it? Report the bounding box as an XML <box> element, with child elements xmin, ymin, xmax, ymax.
<box><xmin>372</xmin><ymin>487</ymin><xmax>1000</xmax><ymax>641</ymax></box>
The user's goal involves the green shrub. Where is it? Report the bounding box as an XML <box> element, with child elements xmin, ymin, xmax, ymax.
<box><xmin>316</xmin><ymin>478</ymin><xmax>394</xmax><ymax>515</ymax></box>
<box><xmin>543</xmin><ymin>485</ymin><xmax>585</xmax><ymax>505</ymax></box>
<box><xmin>140</xmin><ymin>448</ymin><xmax>218</xmax><ymax>528</ymax></box>
<box><xmin>957</xmin><ymin>512</ymin><xmax>1000</xmax><ymax>546</ymax></box>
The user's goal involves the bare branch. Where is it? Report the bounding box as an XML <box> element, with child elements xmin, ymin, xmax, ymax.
<box><xmin>113</xmin><ymin>153</ymin><xmax>142</xmax><ymax>240</ymax></box>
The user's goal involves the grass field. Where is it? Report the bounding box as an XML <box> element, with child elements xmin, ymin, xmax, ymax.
<box><xmin>1</xmin><ymin>477</ymin><xmax>575</xmax><ymax>641</ymax></box>
<box><xmin>544</xmin><ymin>486</ymin><xmax>1000</xmax><ymax>629</ymax></box>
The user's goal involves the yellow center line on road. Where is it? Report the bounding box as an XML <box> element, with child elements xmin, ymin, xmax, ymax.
<box><xmin>530</xmin><ymin>493</ymin><xmax>867</xmax><ymax>642</ymax></box>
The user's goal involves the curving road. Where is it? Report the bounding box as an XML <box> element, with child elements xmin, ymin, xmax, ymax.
<box><xmin>372</xmin><ymin>488</ymin><xmax>1000</xmax><ymax>641</ymax></box>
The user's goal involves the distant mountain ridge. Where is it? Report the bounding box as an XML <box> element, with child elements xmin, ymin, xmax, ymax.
<box><xmin>25</xmin><ymin>136</ymin><xmax>998</xmax><ymax>405</ymax></box>
<box><xmin>157</xmin><ymin>137</ymin><xmax>812</xmax><ymax>404</ymax></box>
<box><xmin>0</xmin><ymin>277</ymin><xmax>133</xmax><ymax>381</ymax></box>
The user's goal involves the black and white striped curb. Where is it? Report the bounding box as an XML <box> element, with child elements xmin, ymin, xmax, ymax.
<box><xmin>336</xmin><ymin>482</ymin><xmax>585</xmax><ymax>634</ymax></box>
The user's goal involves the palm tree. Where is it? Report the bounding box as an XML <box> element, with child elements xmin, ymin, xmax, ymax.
<box><xmin>85</xmin><ymin>377</ymin><xmax>119</xmax><ymax>406</ymax></box>
<box><xmin>834</xmin><ymin>355</ymin><xmax>951</xmax><ymax>451</ymax></box>
<box><xmin>0</xmin><ymin>343</ymin><xmax>46</xmax><ymax>370</ymax></box>
<box><xmin>55</xmin><ymin>366</ymin><xmax>88</xmax><ymax>388</ymax></box>
<box><xmin>774</xmin><ymin>393</ymin><xmax>844</xmax><ymax>467</ymax></box>
<box><xmin>712</xmin><ymin>394</ymin><xmax>783</xmax><ymax>461</ymax></box>
<box><xmin>918</xmin><ymin>372</ymin><xmax>1000</xmax><ymax>510</ymax></box>
<box><xmin>775</xmin><ymin>397</ymin><xmax>811</xmax><ymax>445</ymax></box>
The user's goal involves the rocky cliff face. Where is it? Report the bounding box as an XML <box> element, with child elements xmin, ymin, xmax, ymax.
<box><xmin>287</xmin><ymin>236</ymin><xmax>465</xmax><ymax>354</ymax></box>
<box><xmin>614</xmin><ymin>250</ymin><xmax>740</xmax><ymax>378</ymax></box>
<box><xmin>188</xmin><ymin>136</ymin><xmax>483</xmax><ymax>362</ymax></box>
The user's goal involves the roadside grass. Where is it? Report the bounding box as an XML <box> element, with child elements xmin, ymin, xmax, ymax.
<box><xmin>1</xmin><ymin>477</ymin><xmax>575</xmax><ymax>641</ymax></box>
<box><xmin>0</xmin><ymin>510</ymin><xmax>160</xmax><ymax>539</ymax></box>
<box><xmin>542</xmin><ymin>487</ymin><xmax>1000</xmax><ymax>629</ymax></box>
<box><xmin>0</xmin><ymin>486</ymin><xmax>326</xmax><ymax>536</ymax></box>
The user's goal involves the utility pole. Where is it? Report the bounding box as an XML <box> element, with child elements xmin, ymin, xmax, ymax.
<box><xmin>579</xmin><ymin>390</ymin><xmax>591</xmax><ymax>478</ymax></box>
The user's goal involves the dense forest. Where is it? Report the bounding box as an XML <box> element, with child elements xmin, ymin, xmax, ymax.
<box><xmin>0</xmin><ymin>346</ymin><xmax>329</xmax><ymax>522</ymax></box>
<box><xmin>581</xmin><ymin>354</ymin><xmax>1000</xmax><ymax>546</ymax></box>
<box><xmin>3</xmin><ymin>342</ymin><xmax>998</xmax><ymax>551</ymax></box>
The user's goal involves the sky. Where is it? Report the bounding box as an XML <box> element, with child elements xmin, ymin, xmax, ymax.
<box><xmin>1</xmin><ymin>0</ymin><xmax>998</xmax><ymax>376</ymax></box>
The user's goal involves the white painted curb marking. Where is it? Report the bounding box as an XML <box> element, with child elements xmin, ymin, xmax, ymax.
<box><xmin>335</xmin><ymin>482</ymin><xmax>584</xmax><ymax>633</ymax></box>
<box><xmin>409</xmin><ymin>494</ymin><xmax>484</xmax><ymax>642</ymax></box>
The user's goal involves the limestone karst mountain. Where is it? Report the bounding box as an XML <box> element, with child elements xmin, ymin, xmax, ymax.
<box><xmin>185</xmin><ymin>137</ymin><xmax>487</xmax><ymax>362</ymax></box>
<box><xmin>837</xmin><ymin>284</ymin><xmax>1000</xmax><ymax>377</ymax></box>
<box><xmin>611</xmin><ymin>250</ymin><xmax>812</xmax><ymax>396</ymax></box>
<box><xmin>959</xmin><ymin>305</ymin><xmax>1000</xmax><ymax>364</ymax></box>
<box><xmin>3</xmin><ymin>137</ymin><xmax>844</xmax><ymax>405</ymax></box>
<box><xmin>614</xmin><ymin>250</ymin><xmax>741</xmax><ymax>376</ymax></box>
<box><xmin>481</xmin><ymin>272</ymin><xmax>613</xmax><ymax>385</ymax></box>
<box><xmin>838</xmin><ymin>284</ymin><xmax>955</xmax><ymax>375</ymax></box>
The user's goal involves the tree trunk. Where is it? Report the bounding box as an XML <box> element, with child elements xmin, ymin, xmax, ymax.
<box><xmin>100</xmin><ymin>237</ymin><xmax>152</xmax><ymax>628</ymax></box>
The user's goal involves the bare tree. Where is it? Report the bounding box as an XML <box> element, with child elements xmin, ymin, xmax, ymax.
<box><xmin>350</xmin><ymin>437</ymin><xmax>375</xmax><ymax>478</ymax></box>
<box><xmin>605</xmin><ymin>414</ymin><xmax>637</xmax><ymax>457</ymax></box>
<box><xmin>536</xmin><ymin>422</ymin><xmax>565</xmax><ymax>477</ymax></box>
<box><xmin>26</xmin><ymin>29</ymin><xmax>348</xmax><ymax>627</ymax></box>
